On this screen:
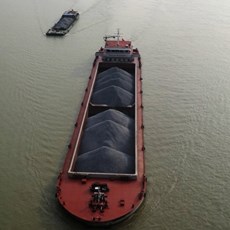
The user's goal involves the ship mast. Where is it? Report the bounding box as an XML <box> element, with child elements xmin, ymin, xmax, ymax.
<box><xmin>116</xmin><ymin>29</ymin><xmax>120</xmax><ymax>45</ymax></box>
<box><xmin>103</xmin><ymin>29</ymin><xmax>121</xmax><ymax>46</ymax></box>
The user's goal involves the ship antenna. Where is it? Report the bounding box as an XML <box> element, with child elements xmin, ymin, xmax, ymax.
<box><xmin>103</xmin><ymin>29</ymin><xmax>121</xmax><ymax>43</ymax></box>
<box><xmin>117</xmin><ymin>28</ymin><xmax>120</xmax><ymax>45</ymax></box>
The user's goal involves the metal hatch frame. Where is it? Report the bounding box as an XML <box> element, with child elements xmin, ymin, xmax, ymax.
<box><xmin>67</xmin><ymin>56</ymin><xmax>139</xmax><ymax>180</ymax></box>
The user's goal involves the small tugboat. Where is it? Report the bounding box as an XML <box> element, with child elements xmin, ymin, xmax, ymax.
<box><xmin>46</xmin><ymin>10</ymin><xmax>79</xmax><ymax>36</ymax></box>
<box><xmin>56</xmin><ymin>30</ymin><xmax>146</xmax><ymax>226</ymax></box>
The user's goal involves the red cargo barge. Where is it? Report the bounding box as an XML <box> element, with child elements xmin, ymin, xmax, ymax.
<box><xmin>56</xmin><ymin>31</ymin><xmax>146</xmax><ymax>226</ymax></box>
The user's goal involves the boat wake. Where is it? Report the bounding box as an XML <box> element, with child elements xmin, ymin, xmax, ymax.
<box><xmin>152</xmin><ymin>151</ymin><xmax>188</xmax><ymax>210</ymax></box>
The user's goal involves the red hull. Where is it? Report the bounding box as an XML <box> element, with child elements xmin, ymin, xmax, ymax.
<box><xmin>56</xmin><ymin>33</ymin><xmax>146</xmax><ymax>226</ymax></box>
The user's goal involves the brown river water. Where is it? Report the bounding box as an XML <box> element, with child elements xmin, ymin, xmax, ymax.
<box><xmin>1</xmin><ymin>0</ymin><xmax>230</xmax><ymax>229</ymax></box>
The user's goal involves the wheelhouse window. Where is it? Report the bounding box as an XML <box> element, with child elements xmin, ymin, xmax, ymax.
<box><xmin>106</xmin><ymin>49</ymin><xmax>131</xmax><ymax>54</ymax></box>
